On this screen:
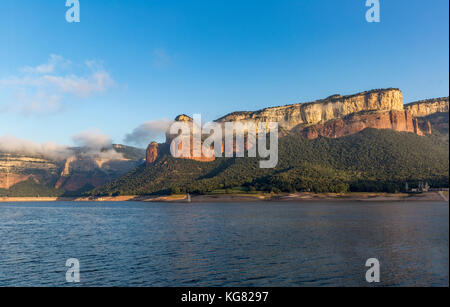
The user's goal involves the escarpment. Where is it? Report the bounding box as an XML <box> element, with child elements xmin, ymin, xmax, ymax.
<box><xmin>0</xmin><ymin>145</ymin><xmax>144</xmax><ymax>193</ymax></box>
<box><xmin>296</xmin><ymin>110</ymin><xmax>423</xmax><ymax>139</ymax></box>
<box><xmin>405</xmin><ymin>97</ymin><xmax>449</xmax><ymax>118</ymax></box>
<box><xmin>145</xmin><ymin>88</ymin><xmax>449</xmax><ymax>164</ymax></box>
<box><xmin>216</xmin><ymin>88</ymin><xmax>404</xmax><ymax>130</ymax></box>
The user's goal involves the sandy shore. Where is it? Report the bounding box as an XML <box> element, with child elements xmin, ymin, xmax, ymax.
<box><xmin>0</xmin><ymin>192</ymin><xmax>448</xmax><ymax>203</ymax></box>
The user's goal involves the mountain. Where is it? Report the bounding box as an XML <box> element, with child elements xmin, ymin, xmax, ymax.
<box><xmin>90</xmin><ymin>129</ymin><xmax>449</xmax><ymax>196</ymax></box>
<box><xmin>0</xmin><ymin>144</ymin><xmax>145</xmax><ymax>197</ymax></box>
<box><xmin>405</xmin><ymin>97</ymin><xmax>449</xmax><ymax>117</ymax></box>
<box><xmin>3</xmin><ymin>88</ymin><xmax>448</xmax><ymax>197</ymax></box>
<box><xmin>91</xmin><ymin>88</ymin><xmax>448</xmax><ymax>196</ymax></box>
<box><xmin>218</xmin><ymin>88</ymin><xmax>404</xmax><ymax>128</ymax></box>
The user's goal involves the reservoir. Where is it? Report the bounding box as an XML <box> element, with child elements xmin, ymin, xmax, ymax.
<box><xmin>0</xmin><ymin>201</ymin><xmax>448</xmax><ymax>287</ymax></box>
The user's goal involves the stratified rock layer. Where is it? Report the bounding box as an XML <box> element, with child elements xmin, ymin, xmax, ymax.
<box><xmin>296</xmin><ymin>110</ymin><xmax>423</xmax><ymax>139</ymax></box>
<box><xmin>217</xmin><ymin>88</ymin><xmax>404</xmax><ymax>130</ymax></box>
<box><xmin>405</xmin><ymin>97</ymin><xmax>449</xmax><ymax>117</ymax></box>
<box><xmin>144</xmin><ymin>89</ymin><xmax>449</xmax><ymax>164</ymax></box>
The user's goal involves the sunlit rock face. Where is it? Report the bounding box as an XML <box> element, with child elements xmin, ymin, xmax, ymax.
<box><xmin>0</xmin><ymin>146</ymin><xmax>143</xmax><ymax>192</ymax></box>
<box><xmin>146</xmin><ymin>142</ymin><xmax>159</xmax><ymax>165</ymax></box>
<box><xmin>144</xmin><ymin>89</ymin><xmax>449</xmax><ymax>164</ymax></box>
<box><xmin>217</xmin><ymin>88</ymin><xmax>405</xmax><ymax>130</ymax></box>
<box><xmin>405</xmin><ymin>97</ymin><xmax>449</xmax><ymax>118</ymax></box>
<box><xmin>295</xmin><ymin>110</ymin><xmax>423</xmax><ymax>139</ymax></box>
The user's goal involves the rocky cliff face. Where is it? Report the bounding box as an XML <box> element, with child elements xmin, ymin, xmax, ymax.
<box><xmin>405</xmin><ymin>97</ymin><xmax>449</xmax><ymax>117</ymax></box>
<box><xmin>217</xmin><ymin>88</ymin><xmax>404</xmax><ymax>130</ymax></box>
<box><xmin>0</xmin><ymin>153</ymin><xmax>60</xmax><ymax>189</ymax></box>
<box><xmin>144</xmin><ymin>89</ymin><xmax>448</xmax><ymax>164</ymax></box>
<box><xmin>0</xmin><ymin>145</ymin><xmax>144</xmax><ymax>193</ymax></box>
<box><xmin>296</xmin><ymin>110</ymin><xmax>423</xmax><ymax>139</ymax></box>
<box><xmin>146</xmin><ymin>142</ymin><xmax>159</xmax><ymax>164</ymax></box>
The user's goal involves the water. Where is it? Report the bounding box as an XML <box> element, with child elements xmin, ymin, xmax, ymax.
<box><xmin>0</xmin><ymin>201</ymin><xmax>448</xmax><ymax>287</ymax></box>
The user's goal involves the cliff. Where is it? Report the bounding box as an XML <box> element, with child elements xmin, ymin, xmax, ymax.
<box><xmin>0</xmin><ymin>145</ymin><xmax>144</xmax><ymax>194</ymax></box>
<box><xmin>296</xmin><ymin>110</ymin><xmax>423</xmax><ymax>139</ymax></box>
<box><xmin>217</xmin><ymin>88</ymin><xmax>404</xmax><ymax>130</ymax></box>
<box><xmin>146</xmin><ymin>142</ymin><xmax>159</xmax><ymax>164</ymax></box>
<box><xmin>144</xmin><ymin>89</ymin><xmax>449</xmax><ymax>164</ymax></box>
<box><xmin>405</xmin><ymin>97</ymin><xmax>449</xmax><ymax>117</ymax></box>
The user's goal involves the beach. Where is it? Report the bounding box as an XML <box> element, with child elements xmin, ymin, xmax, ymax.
<box><xmin>1</xmin><ymin>191</ymin><xmax>447</xmax><ymax>203</ymax></box>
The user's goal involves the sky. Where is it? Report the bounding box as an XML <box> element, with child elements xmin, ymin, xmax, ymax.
<box><xmin>0</xmin><ymin>0</ymin><xmax>448</xmax><ymax>147</ymax></box>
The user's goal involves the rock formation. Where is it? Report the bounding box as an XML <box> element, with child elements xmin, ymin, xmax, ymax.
<box><xmin>405</xmin><ymin>97</ymin><xmax>449</xmax><ymax>117</ymax></box>
<box><xmin>144</xmin><ymin>89</ymin><xmax>449</xmax><ymax>164</ymax></box>
<box><xmin>217</xmin><ymin>88</ymin><xmax>404</xmax><ymax>130</ymax></box>
<box><xmin>0</xmin><ymin>145</ymin><xmax>143</xmax><ymax>192</ymax></box>
<box><xmin>296</xmin><ymin>110</ymin><xmax>423</xmax><ymax>139</ymax></box>
<box><xmin>146</xmin><ymin>142</ymin><xmax>159</xmax><ymax>164</ymax></box>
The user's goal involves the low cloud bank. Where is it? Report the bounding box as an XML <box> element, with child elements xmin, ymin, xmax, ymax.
<box><xmin>0</xmin><ymin>135</ymin><xmax>72</xmax><ymax>160</ymax></box>
<box><xmin>124</xmin><ymin>118</ymin><xmax>173</xmax><ymax>146</ymax></box>
<box><xmin>72</xmin><ymin>130</ymin><xmax>123</xmax><ymax>160</ymax></box>
<box><xmin>0</xmin><ymin>130</ymin><xmax>123</xmax><ymax>161</ymax></box>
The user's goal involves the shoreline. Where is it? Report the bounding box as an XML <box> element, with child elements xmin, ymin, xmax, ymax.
<box><xmin>0</xmin><ymin>191</ymin><xmax>448</xmax><ymax>203</ymax></box>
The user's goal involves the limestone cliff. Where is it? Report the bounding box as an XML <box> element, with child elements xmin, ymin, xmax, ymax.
<box><xmin>217</xmin><ymin>88</ymin><xmax>404</xmax><ymax>130</ymax></box>
<box><xmin>145</xmin><ymin>89</ymin><xmax>448</xmax><ymax>164</ymax></box>
<box><xmin>296</xmin><ymin>110</ymin><xmax>423</xmax><ymax>139</ymax></box>
<box><xmin>0</xmin><ymin>145</ymin><xmax>144</xmax><ymax>193</ymax></box>
<box><xmin>405</xmin><ymin>97</ymin><xmax>449</xmax><ymax>117</ymax></box>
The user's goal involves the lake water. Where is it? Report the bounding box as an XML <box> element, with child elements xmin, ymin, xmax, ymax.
<box><xmin>0</xmin><ymin>201</ymin><xmax>448</xmax><ymax>287</ymax></box>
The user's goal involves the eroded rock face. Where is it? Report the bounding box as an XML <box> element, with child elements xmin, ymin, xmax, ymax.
<box><xmin>217</xmin><ymin>88</ymin><xmax>404</xmax><ymax>130</ymax></box>
<box><xmin>0</xmin><ymin>173</ymin><xmax>33</xmax><ymax>189</ymax></box>
<box><xmin>145</xmin><ymin>89</ymin><xmax>448</xmax><ymax>164</ymax></box>
<box><xmin>405</xmin><ymin>97</ymin><xmax>449</xmax><ymax>117</ymax></box>
<box><xmin>146</xmin><ymin>142</ymin><xmax>159</xmax><ymax>164</ymax></box>
<box><xmin>296</xmin><ymin>110</ymin><xmax>423</xmax><ymax>139</ymax></box>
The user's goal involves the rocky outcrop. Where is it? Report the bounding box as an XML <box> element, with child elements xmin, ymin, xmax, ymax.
<box><xmin>417</xmin><ymin>112</ymin><xmax>449</xmax><ymax>136</ymax></box>
<box><xmin>217</xmin><ymin>88</ymin><xmax>404</xmax><ymax>130</ymax></box>
<box><xmin>146</xmin><ymin>142</ymin><xmax>159</xmax><ymax>164</ymax></box>
<box><xmin>145</xmin><ymin>89</ymin><xmax>447</xmax><ymax>164</ymax></box>
<box><xmin>405</xmin><ymin>97</ymin><xmax>449</xmax><ymax>117</ymax></box>
<box><xmin>296</xmin><ymin>110</ymin><xmax>423</xmax><ymax>139</ymax></box>
<box><xmin>1</xmin><ymin>145</ymin><xmax>143</xmax><ymax>192</ymax></box>
<box><xmin>156</xmin><ymin>114</ymin><xmax>216</xmax><ymax>163</ymax></box>
<box><xmin>0</xmin><ymin>173</ymin><xmax>33</xmax><ymax>189</ymax></box>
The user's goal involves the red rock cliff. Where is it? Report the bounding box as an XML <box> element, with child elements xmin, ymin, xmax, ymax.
<box><xmin>146</xmin><ymin>142</ymin><xmax>159</xmax><ymax>165</ymax></box>
<box><xmin>297</xmin><ymin>110</ymin><xmax>423</xmax><ymax>139</ymax></box>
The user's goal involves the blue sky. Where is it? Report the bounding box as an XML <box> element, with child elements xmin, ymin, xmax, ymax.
<box><xmin>0</xmin><ymin>0</ymin><xmax>448</xmax><ymax>147</ymax></box>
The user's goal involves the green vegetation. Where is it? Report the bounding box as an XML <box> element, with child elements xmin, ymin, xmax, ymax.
<box><xmin>89</xmin><ymin>129</ymin><xmax>449</xmax><ymax>196</ymax></box>
<box><xmin>111</xmin><ymin>145</ymin><xmax>145</xmax><ymax>161</ymax></box>
<box><xmin>0</xmin><ymin>179</ymin><xmax>64</xmax><ymax>197</ymax></box>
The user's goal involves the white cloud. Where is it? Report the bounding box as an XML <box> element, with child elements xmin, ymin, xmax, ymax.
<box><xmin>72</xmin><ymin>129</ymin><xmax>124</xmax><ymax>160</ymax></box>
<box><xmin>0</xmin><ymin>135</ymin><xmax>72</xmax><ymax>160</ymax></box>
<box><xmin>72</xmin><ymin>130</ymin><xmax>113</xmax><ymax>150</ymax></box>
<box><xmin>0</xmin><ymin>55</ymin><xmax>114</xmax><ymax>115</ymax></box>
<box><xmin>20</xmin><ymin>54</ymin><xmax>71</xmax><ymax>74</ymax></box>
<box><xmin>124</xmin><ymin>118</ymin><xmax>173</xmax><ymax>146</ymax></box>
<box><xmin>0</xmin><ymin>130</ymin><xmax>123</xmax><ymax>161</ymax></box>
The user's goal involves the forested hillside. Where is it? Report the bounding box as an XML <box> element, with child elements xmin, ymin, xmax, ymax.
<box><xmin>90</xmin><ymin>129</ymin><xmax>449</xmax><ymax>196</ymax></box>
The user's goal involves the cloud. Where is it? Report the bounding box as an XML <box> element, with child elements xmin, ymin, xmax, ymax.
<box><xmin>72</xmin><ymin>130</ymin><xmax>114</xmax><ymax>150</ymax></box>
<box><xmin>0</xmin><ymin>55</ymin><xmax>114</xmax><ymax>115</ymax></box>
<box><xmin>72</xmin><ymin>130</ymin><xmax>124</xmax><ymax>160</ymax></box>
<box><xmin>0</xmin><ymin>135</ymin><xmax>72</xmax><ymax>160</ymax></box>
<box><xmin>0</xmin><ymin>130</ymin><xmax>123</xmax><ymax>161</ymax></box>
<box><xmin>20</xmin><ymin>54</ymin><xmax>71</xmax><ymax>74</ymax></box>
<box><xmin>124</xmin><ymin>118</ymin><xmax>173</xmax><ymax>146</ymax></box>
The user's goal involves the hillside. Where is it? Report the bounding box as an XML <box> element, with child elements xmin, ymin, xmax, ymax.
<box><xmin>0</xmin><ymin>145</ymin><xmax>145</xmax><ymax>197</ymax></box>
<box><xmin>90</xmin><ymin>129</ymin><xmax>449</xmax><ymax>196</ymax></box>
